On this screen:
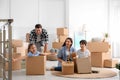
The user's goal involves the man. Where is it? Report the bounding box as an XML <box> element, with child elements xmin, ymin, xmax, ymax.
<box><xmin>29</xmin><ymin>24</ymin><xmax>48</xmax><ymax>53</ymax></box>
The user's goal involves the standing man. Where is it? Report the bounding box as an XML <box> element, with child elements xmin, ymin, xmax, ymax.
<box><xmin>29</xmin><ymin>24</ymin><xmax>48</xmax><ymax>53</ymax></box>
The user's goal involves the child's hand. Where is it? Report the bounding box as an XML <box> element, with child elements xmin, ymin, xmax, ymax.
<box><xmin>12</xmin><ymin>58</ymin><xmax>17</xmax><ymax>62</ymax></box>
<box><xmin>40</xmin><ymin>53</ymin><xmax>46</xmax><ymax>56</ymax></box>
<box><xmin>73</xmin><ymin>57</ymin><xmax>76</xmax><ymax>59</ymax></box>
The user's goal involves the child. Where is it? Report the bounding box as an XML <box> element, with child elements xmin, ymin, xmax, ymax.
<box><xmin>76</xmin><ymin>40</ymin><xmax>90</xmax><ymax>58</ymax></box>
<box><xmin>12</xmin><ymin>43</ymin><xmax>45</xmax><ymax>62</ymax></box>
<box><xmin>27</xmin><ymin>43</ymin><xmax>45</xmax><ymax>56</ymax></box>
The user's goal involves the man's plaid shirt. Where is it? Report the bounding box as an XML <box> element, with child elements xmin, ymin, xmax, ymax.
<box><xmin>29</xmin><ymin>28</ymin><xmax>48</xmax><ymax>44</ymax></box>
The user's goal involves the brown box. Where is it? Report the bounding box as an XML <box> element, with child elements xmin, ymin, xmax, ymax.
<box><xmin>57</xmin><ymin>28</ymin><xmax>68</xmax><ymax>36</ymax></box>
<box><xmin>104</xmin><ymin>59</ymin><xmax>119</xmax><ymax>68</ymax></box>
<box><xmin>6</xmin><ymin>53</ymin><xmax>21</xmax><ymax>70</ymax></box>
<box><xmin>12</xmin><ymin>39</ymin><xmax>23</xmax><ymax>47</ymax></box>
<box><xmin>58</xmin><ymin>35</ymin><xmax>67</xmax><ymax>42</ymax></box>
<box><xmin>52</xmin><ymin>42</ymin><xmax>64</xmax><ymax>49</ymax></box>
<box><xmin>26</xmin><ymin>33</ymin><xmax>30</xmax><ymax>42</ymax></box>
<box><xmin>16</xmin><ymin>47</ymin><xmax>26</xmax><ymax>56</ymax></box>
<box><xmin>47</xmin><ymin>54</ymin><xmax>57</xmax><ymax>61</ymax></box>
<box><xmin>87</xmin><ymin>42</ymin><xmax>109</xmax><ymax>52</ymax></box>
<box><xmin>26</xmin><ymin>56</ymin><xmax>46</xmax><ymax>75</ymax></box>
<box><xmin>62</xmin><ymin>62</ymin><xmax>74</xmax><ymax>75</ymax></box>
<box><xmin>76</xmin><ymin>57</ymin><xmax>91</xmax><ymax>73</ymax></box>
<box><xmin>91</xmin><ymin>52</ymin><xmax>111</xmax><ymax>67</ymax></box>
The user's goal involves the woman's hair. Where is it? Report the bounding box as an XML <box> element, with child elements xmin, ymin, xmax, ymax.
<box><xmin>27</xmin><ymin>43</ymin><xmax>35</xmax><ymax>52</ymax></box>
<box><xmin>62</xmin><ymin>37</ymin><xmax>73</xmax><ymax>47</ymax></box>
<box><xmin>80</xmin><ymin>40</ymin><xmax>87</xmax><ymax>46</ymax></box>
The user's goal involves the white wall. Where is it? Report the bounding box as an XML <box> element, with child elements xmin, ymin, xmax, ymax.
<box><xmin>68</xmin><ymin>0</ymin><xmax>109</xmax><ymax>41</ymax></box>
<box><xmin>0</xmin><ymin>0</ymin><xmax>65</xmax><ymax>49</ymax></box>
<box><xmin>0</xmin><ymin>0</ymin><xmax>9</xmax><ymax>18</ymax></box>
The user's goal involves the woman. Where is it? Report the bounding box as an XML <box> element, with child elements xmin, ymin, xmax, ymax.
<box><xmin>51</xmin><ymin>37</ymin><xmax>76</xmax><ymax>71</ymax></box>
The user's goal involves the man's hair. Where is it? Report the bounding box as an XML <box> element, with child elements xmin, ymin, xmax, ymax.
<box><xmin>80</xmin><ymin>40</ymin><xmax>87</xmax><ymax>46</ymax></box>
<box><xmin>35</xmin><ymin>24</ymin><xmax>42</xmax><ymax>28</ymax></box>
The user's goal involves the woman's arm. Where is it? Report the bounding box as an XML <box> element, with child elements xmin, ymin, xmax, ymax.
<box><xmin>57</xmin><ymin>58</ymin><xmax>65</xmax><ymax>63</ymax></box>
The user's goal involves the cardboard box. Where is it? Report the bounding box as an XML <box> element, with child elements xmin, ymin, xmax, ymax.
<box><xmin>6</xmin><ymin>53</ymin><xmax>21</xmax><ymax>70</ymax></box>
<box><xmin>58</xmin><ymin>35</ymin><xmax>67</xmax><ymax>42</ymax></box>
<box><xmin>104</xmin><ymin>59</ymin><xmax>119</xmax><ymax>68</ymax></box>
<box><xmin>52</xmin><ymin>42</ymin><xmax>64</xmax><ymax>49</ymax></box>
<box><xmin>57</xmin><ymin>28</ymin><xmax>68</xmax><ymax>36</ymax></box>
<box><xmin>62</xmin><ymin>62</ymin><xmax>74</xmax><ymax>75</ymax></box>
<box><xmin>87</xmin><ymin>42</ymin><xmax>109</xmax><ymax>52</ymax></box>
<box><xmin>12</xmin><ymin>39</ymin><xmax>23</xmax><ymax>47</ymax></box>
<box><xmin>26</xmin><ymin>56</ymin><xmax>46</xmax><ymax>75</ymax></box>
<box><xmin>76</xmin><ymin>57</ymin><xmax>91</xmax><ymax>73</ymax></box>
<box><xmin>47</xmin><ymin>54</ymin><xmax>57</xmax><ymax>61</ymax></box>
<box><xmin>26</xmin><ymin>33</ymin><xmax>30</xmax><ymax>42</ymax></box>
<box><xmin>91</xmin><ymin>52</ymin><xmax>111</xmax><ymax>67</ymax></box>
<box><xmin>16</xmin><ymin>47</ymin><xmax>26</xmax><ymax>56</ymax></box>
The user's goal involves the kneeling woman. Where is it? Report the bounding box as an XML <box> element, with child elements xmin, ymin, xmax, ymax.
<box><xmin>52</xmin><ymin>37</ymin><xmax>76</xmax><ymax>71</ymax></box>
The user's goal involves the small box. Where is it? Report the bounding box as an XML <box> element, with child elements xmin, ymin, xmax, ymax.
<box><xmin>12</xmin><ymin>39</ymin><xmax>23</xmax><ymax>47</ymax></box>
<box><xmin>91</xmin><ymin>52</ymin><xmax>111</xmax><ymax>67</ymax></box>
<box><xmin>57</xmin><ymin>28</ymin><xmax>68</xmax><ymax>36</ymax></box>
<box><xmin>62</xmin><ymin>62</ymin><xmax>74</xmax><ymax>75</ymax></box>
<box><xmin>26</xmin><ymin>56</ymin><xmax>46</xmax><ymax>75</ymax></box>
<box><xmin>76</xmin><ymin>57</ymin><xmax>91</xmax><ymax>74</ymax></box>
<box><xmin>52</xmin><ymin>42</ymin><xmax>64</xmax><ymax>49</ymax></box>
<box><xmin>104</xmin><ymin>59</ymin><xmax>119</xmax><ymax>68</ymax></box>
<box><xmin>87</xmin><ymin>42</ymin><xmax>109</xmax><ymax>52</ymax></box>
<box><xmin>47</xmin><ymin>54</ymin><xmax>57</xmax><ymax>61</ymax></box>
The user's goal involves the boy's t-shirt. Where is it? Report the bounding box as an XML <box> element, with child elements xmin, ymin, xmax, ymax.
<box><xmin>28</xmin><ymin>51</ymin><xmax>40</xmax><ymax>56</ymax></box>
<box><xmin>76</xmin><ymin>49</ymin><xmax>90</xmax><ymax>58</ymax></box>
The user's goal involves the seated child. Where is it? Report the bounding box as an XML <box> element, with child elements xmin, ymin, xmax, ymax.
<box><xmin>12</xmin><ymin>43</ymin><xmax>45</xmax><ymax>62</ymax></box>
<box><xmin>76</xmin><ymin>40</ymin><xmax>90</xmax><ymax>58</ymax></box>
<box><xmin>27</xmin><ymin>43</ymin><xmax>44</xmax><ymax>56</ymax></box>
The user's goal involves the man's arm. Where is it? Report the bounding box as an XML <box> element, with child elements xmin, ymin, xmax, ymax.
<box><xmin>43</xmin><ymin>29</ymin><xmax>49</xmax><ymax>52</ymax></box>
<box><xmin>29</xmin><ymin>29</ymin><xmax>36</xmax><ymax>43</ymax></box>
<box><xmin>44</xmin><ymin>43</ymin><xmax>48</xmax><ymax>52</ymax></box>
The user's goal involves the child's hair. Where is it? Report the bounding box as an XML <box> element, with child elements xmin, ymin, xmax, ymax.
<box><xmin>80</xmin><ymin>40</ymin><xmax>87</xmax><ymax>46</ymax></box>
<box><xmin>28</xmin><ymin>43</ymin><xmax>35</xmax><ymax>52</ymax></box>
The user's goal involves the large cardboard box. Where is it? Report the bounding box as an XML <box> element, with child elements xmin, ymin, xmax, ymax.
<box><xmin>52</xmin><ymin>42</ymin><xmax>64</xmax><ymax>49</ymax></box>
<box><xmin>26</xmin><ymin>56</ymin><xmax>46</xmax><ymax>75</ymax></box>
<box><xmin>87</xmin><ymin>42</ymin><xmax>109</xmax><ymax>52</ymax></box>
<box><xmin>76</xmin><ymin>57</ymin><xmax>91</xmax><ymax>74</ymax></box>
<box><xmin>91</xmin><ymin>52</ymin><xmax>111</xmax><ymax>67</ymax></box>
<box><xmin>62</xmin><ymin>62</ymin><xmax>74</xmax><ymax>75</ymax></box>
<box><xmin>12</xmin><ymin>39</ymin><xmax>23</xmax><ymax>47</ymax></box>
<box><xmin>104</xmin><ymin>59</ymin><xmax>119</xmax><ymax>68</ymax></box>
<box><xmin>6</xmin><ymin>53</ymin><xmax>21</xmax><ymax>70</ymax></box>
<box><xmin>57</xmin><ymin>28</ymin><xmax>68</xmax><ymax>36</ymax></box>
<box><xmin>58</xmin><ymin>35</ymin><xmax>67</xmax><ymax>42</ymax></box>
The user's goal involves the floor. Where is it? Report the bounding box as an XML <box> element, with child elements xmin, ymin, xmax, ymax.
<box><xmin>0</xmin><ymin>60</ymin><xmax>120</xmax><ymax>80</ymax></box>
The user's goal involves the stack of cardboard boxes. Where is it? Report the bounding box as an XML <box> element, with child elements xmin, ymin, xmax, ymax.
<box><xmin>87</xmin><ymin>42</ymin><xmax>118</xmax><ymax>68</ymax></box>
<box><xmin>52</xmin><ymin>28</ymin><xmax>68</xmax><ymax>49</ymax></box>
<box><xmin>6</xmin><ymin>39</ymin><xmax>28</xmax><ymax>70</ymax></box>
